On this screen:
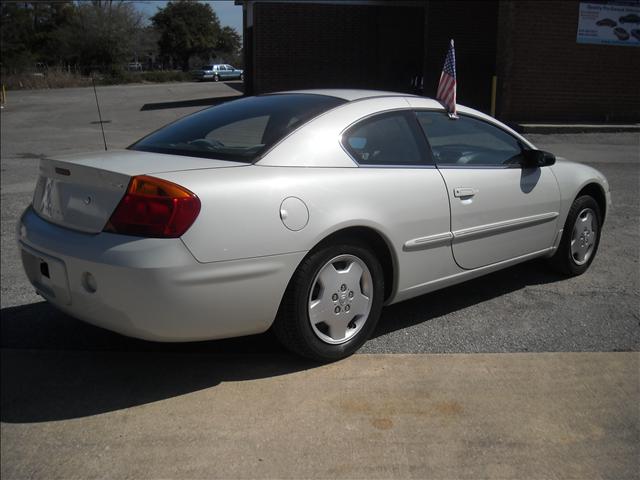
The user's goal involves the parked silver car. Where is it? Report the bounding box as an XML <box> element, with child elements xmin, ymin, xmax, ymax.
<box><xmin>192</xmin><ymin>64</ymin><xmax>243</xmax><ymax>82</ymax></box>
<box><xmin>18</xmin><ymin>90</ymin><xmax>610</xmax><ymax>361</ymax></box>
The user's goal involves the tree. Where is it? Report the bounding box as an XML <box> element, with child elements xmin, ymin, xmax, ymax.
<box><xmin>132</xmin><ymin>26</ymin><xmax>160</xmax><ymax>68</ymax></box>
<box><xmin>1</xmin><ymin>2</ymin><xmax>36</xmax><ymax>73</ymax></box>
<box><xmin>0</xmin><ymin>1</ymin><xmax>76</xmax><ymax>73</ymax></box>
<box><xmin>151</xmin><ymin>0</ymin><xmax>222</xmax><ymax>71</ymax></box>
<box><xmin>30</xmin><ymin>1</ymin><xmax>76</xmax><ymax>65</ymax></box>
<box><xmin>60</xmin><ymin>1</ymin><xmax>142</xmax><ymax>72</ymax></box>
<box><xmin>217</xmin><ymin>26</ymin><xmax>241</xmax><ymax>56</ymax></box>
<box><xmin>0</xmin><ymin>1</ymin><xmax>143</xmax><ymax>74</ymax></box>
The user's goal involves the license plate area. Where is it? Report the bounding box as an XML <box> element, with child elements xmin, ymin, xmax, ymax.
<box><xmin>20</xmin><ymin>243</ymin><xmax>72</xmax><ymax>305</ymax></box>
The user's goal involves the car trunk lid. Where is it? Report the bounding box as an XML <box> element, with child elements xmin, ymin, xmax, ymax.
<box><xmin>32</xmin><ymin>149</ymin><xmax>245</xmax><ymax>234</ymax></box>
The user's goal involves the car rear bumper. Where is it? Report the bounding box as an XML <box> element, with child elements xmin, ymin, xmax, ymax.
<box><xmin>18</xmin><ymin>207</ymin><xmax>305</xmax><ymax>342</ymax></box>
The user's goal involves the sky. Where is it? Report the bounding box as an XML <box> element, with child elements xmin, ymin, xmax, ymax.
<box><xmin>129</xmin><ymin>1</ymin><xmax>243</xmax><ymax>33</ymax></box>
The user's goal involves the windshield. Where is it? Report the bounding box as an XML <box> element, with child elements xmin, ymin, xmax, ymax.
<box><xmin>129</xmin><ymin>94</ymin><xmax>346</xmax><ymax>163</ymax></box>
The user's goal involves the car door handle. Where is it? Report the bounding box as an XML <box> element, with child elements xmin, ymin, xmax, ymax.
<box><xmin>453</xmin><ymin>187</ymin><xmax>478</xmax><ymax>198</ymax></box>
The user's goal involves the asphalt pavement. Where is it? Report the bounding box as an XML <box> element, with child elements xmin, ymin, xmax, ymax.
<box><xmin>1</xmin><ymin>83</ymin><xmax>638</xmax><ymax>479</ymax></box>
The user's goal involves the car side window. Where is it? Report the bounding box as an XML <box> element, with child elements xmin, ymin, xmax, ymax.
<box><xmin>416</xmin><ymin>111</ymin><xmax>524</xmax><ymax>167</ymax></box>
<box><xmin>342</xmin><ymin>111</ymin><xmax>429</xmax><ymax>166</ymax></box>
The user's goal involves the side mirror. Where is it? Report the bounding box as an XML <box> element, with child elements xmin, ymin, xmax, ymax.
<box><xmin>522</xmin><ymin>149</ymin><xmax>556</xmax><ymax>167</ymax></box>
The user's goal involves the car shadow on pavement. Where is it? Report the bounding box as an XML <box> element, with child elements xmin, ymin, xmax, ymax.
<box><xmin>1</xmin><ymin>259</ymin><xmax>562</xmax><ymax>424</ymax></box>
<box><xmin>140</xmin><ymin>82</ymin><xmax>244</xmax><ymax>111</ymax></box>
<box><xmin>371</xmin><ymin>259</ymin><xmax>562</xmax><ymax>339</ymax></box>
<box><xmin>0</xmin><ymin>302</ymin><xmax>317</xmax><ymax>423</ymax></box>
<box><xmin>140</xmin><ymin>94</ymin><xmax>243</xmax><ymax>111</ymax></box>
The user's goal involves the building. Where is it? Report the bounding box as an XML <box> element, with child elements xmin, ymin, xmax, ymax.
<box><xmin>238</xmin><ymin>0</ymin><xmax>640</xmax><ymax>122</ymax></box>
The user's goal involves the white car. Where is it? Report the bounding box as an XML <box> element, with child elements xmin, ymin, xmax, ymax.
<box><xmin>18</xmin><ymin>90</ymin><xmax>610</xmax><ymax>361</ymax></box>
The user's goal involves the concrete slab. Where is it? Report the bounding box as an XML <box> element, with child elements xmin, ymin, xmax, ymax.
<box><xmin>2</xmin><ymin>352</ymin><xmax>638</xmax><ymax>479</ymax></box>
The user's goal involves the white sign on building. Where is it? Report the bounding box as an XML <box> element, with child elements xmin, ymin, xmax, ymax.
<box><xmin>577</xmin><ymin>2</ymin><xmax>640</xmax><ymax>46</ymax></box>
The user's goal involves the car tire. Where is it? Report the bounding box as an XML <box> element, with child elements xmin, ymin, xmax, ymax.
<box><xmin>213</xmin><ymin>74</ymin><xmax>219</xmax><ymax>82</ymax></box>
<box><xmin>273</xmin><ymin>242</ymin><xmax>384</xmax><ymax>362</ymax></box>
<box><xmin>240</xmin><ymin>73</ymin><xmax>244</xmax><ymax>81</ymax></box>
<box><xmin>548</xmin><ymin>195</ymin><xmax>602</xmax><ymax>276</ymax></box>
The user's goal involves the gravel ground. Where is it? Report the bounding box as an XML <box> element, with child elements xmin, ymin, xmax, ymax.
<box><xmin>1</xmin><ymin>84</ymin><xmax>638</xmax><ymax>354</ymax></box>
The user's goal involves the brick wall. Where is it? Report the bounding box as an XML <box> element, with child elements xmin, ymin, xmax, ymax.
<box><xmin>497</xmin><ymin>0</ymin><xmax>640</xmax><ymax>122</ymax></box>
<box><xmin>425</xmin><ymin>0</ymin><xmax>499</xmax><ymax>113</ymax></box>
<box><xmin>252</xmin><ymin>2</ymin><xmax>425</xmax><ymax>94</ymax></box>
<box><xmin>247</xmin><ymin>0</ymin><xmax>639</xmax><ymax>121</ymax></box>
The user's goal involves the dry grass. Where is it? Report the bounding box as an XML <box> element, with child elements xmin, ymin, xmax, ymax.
<box><xmin>1</xmin><ymin>70</ymin><xmax>93</xmax><ymax>90</ymax></box>
<box><xmin>1</xmin><ymin>69</ymin><xmax>192</xmax><ymax>90</ymax></box>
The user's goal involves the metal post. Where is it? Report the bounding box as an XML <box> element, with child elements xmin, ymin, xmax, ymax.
<box><xmin>490</xmin><ymin>75</ymin><xmax>497</xmax><ymax>117</ymax></box>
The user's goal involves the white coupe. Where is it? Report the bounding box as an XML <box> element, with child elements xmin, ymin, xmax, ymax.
<box><xmin>18</xmin><ymin>90</ymin><xmax>610</xmax><ymax>361</ymax></box>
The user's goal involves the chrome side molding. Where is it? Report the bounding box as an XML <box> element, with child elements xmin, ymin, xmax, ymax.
<box><xmin>403</xmin><ymin>232</ymin><xmax>454</xmax><ymax>251</ymax></box>
<box><xmin>453</xmin><ymin>212</ymin><xmax>559</xmax><ymax>241</ymax></box>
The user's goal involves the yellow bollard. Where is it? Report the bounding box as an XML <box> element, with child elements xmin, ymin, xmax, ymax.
<box><xmin>490</xmin><ymin>76</ymin><xmax>497</xmax><ymax>117</ymax></box>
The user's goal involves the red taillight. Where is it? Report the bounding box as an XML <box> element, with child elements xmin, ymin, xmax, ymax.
<box><xmin>103</xmin><ymin>175</ymin><xmax>201</xmax><ymax>238</ymax></box>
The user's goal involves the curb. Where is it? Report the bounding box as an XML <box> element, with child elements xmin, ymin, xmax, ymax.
<box><xmin>518</xmin><ymin>123</ymin><xmax>640</xmax><ymax>134</ymax></box>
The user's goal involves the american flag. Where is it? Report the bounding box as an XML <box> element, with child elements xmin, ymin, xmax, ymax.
<box><xmin>436</xmin><ymin>39</ymin><xmax>457</xmax><ymax>117</ymax></box>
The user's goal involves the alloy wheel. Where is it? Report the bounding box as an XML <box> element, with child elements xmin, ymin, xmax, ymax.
<box><xmin>570</xmin><ymin>207</ymin><xmax>598</xmax><ymax>265</ymax></box>
<box><xmin>307</xmin><ymin>254</ymin><xmax>373</xmax><ymax>344</ymax></box>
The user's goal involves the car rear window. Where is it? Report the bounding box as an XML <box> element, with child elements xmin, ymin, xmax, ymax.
<box><xmin>129</xmin><ymin>94</ymin><xmax>347</xmax><ymax>163</ymax></box>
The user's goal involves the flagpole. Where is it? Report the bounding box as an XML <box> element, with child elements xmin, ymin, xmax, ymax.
<box><xmin>436</xmin><ymin>38</ymin><xmax>458</xmax><ymax>119</ymax></box>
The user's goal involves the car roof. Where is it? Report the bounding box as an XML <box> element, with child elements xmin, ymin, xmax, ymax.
<box><xmin>275</xmin><ymin>89</ymin><xmax>419</xmax><ymax>102</ymax></box>
<box><xmin>285</xmin><ymin>90</ymin><xmax>521</xmax><ymax>130</ymax></box>
<box><xmin>268</xmin><ymin>89</ymin><xmax>524</xmax><ymax>132</ymax></box>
